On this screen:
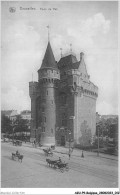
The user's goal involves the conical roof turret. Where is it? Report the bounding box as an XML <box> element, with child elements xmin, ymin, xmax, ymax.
<box><xmin>40</xmin><ymin>41</ymin><xmax>58</xmax><ymax>70</ymax></box>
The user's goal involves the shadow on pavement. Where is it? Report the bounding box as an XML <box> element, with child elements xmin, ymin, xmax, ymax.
<box><xmin>36</xmin><ymin>162</ymin><xmax>65</xmax><ymax>174</ymax></box>
<box><xmin>2</xmin><ymin>155</ymin><xmax>19</xmax><ymax>163</ymax></box>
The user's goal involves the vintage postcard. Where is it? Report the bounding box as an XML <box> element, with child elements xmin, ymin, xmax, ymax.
<box><xmin>1</xmin><ymin>1</ymin><xmax>119</xmax><ymax>194</ymax></box>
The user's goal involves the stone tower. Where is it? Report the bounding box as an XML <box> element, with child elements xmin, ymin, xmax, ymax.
<box><xmin>29</xmin><ymin>36</ymin><xmax>98</xmax><ymax>147</ymax></box>
<box><xmin>29</xmin><ymin>41</ymin><xmax>60</xmax><ymax>146</ymax></box>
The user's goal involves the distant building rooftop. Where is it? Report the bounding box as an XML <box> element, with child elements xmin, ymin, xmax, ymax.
<box><xmin>20</xmin><ymin>110</ymin><xmax>31</xmax><ymax>115</ymax></box>
<box><xmin>101</xmin><ymin>115</ymin><xmax>118</xmax><ymax>119</ymax></box>
<box><xmin>1</xmin><ymin>110</ymin><xmax>18</xmax><ymax>117</ymax></box>
<box><xmin>20</xmin><ymin>110</ymin><xmax>31</xmax><ymax>120</ymax></box>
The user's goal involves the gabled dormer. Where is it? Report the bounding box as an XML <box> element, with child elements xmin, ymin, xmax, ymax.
<box><xmin>58</xmin><ymin>53</ymin><xmax>79</xmax><ymax>70</ymax></box>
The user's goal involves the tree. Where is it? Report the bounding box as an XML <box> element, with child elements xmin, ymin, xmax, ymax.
<box><xmin>13</xmin><ymin>115</ymin><xmax>30</xmax><ymax>140</ymax></box>
<box><xmin>1</xmin><ymin>114</ymin><xmax>12</xmax><ymax>135</ymax></box>
<box><xmin>96</xmin><ymin>118</ymin><xmax>106</xmax><ymax>137</ymax></box>
<box><xmin>105</xmin><ymin>117</ymin><xmax>118</xmax><ymax>138</ymax></box>
<box><xmin>96</xmin><ymin>116</ymin><xmax>118</xmax><ymax>138</ymax></box>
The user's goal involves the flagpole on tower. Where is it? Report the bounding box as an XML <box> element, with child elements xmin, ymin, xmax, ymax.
<box><xmin>60</xmin><ymin>48</ymin><xmax>63</xmax><ymax>57</ymax></box>
<box><xmin>32</xmin><ymin>73</ymin><xmax>34</xmax><ymax>82</ymax></box>
<box><xmin>70</xmin><ymin>43</ymin><xmax>72</xmax><ymax>53</ymax></box>
<box><xmin>47</xmin><ymin>25</ymin><xmax>50</xmax><ymax>42</ymax></box>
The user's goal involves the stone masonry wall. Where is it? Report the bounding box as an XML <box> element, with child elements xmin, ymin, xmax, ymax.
<box><xmin>75</xmin><ymin>93</ymin><xmax>96</xmax><ymax>145</ymax></box>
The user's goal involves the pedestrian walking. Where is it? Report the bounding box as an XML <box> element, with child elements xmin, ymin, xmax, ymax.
<box><xmin>81</xmin><ymin>150</ymin><xmax>84</xmax><ymax>158</ymax></box>
<box><xmin>69</xmin><ymin>152</ymin><xmax>71</xmax><ymax>160</ymax></box>
<box><xmin>34</xmin><ymin>140</ymin><xmax>36</xmax><ymax>147</ymax></box>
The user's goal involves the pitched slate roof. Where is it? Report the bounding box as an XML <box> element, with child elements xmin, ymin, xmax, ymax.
<box><xmin>58</xmin><ymin>54</ymin><xmax>80</xmax><ymax>69</ymax></box>
<box><xmin>40</xmin><ymin>41</ymin><xmax>58</xmax><ymax>70</ymax></box>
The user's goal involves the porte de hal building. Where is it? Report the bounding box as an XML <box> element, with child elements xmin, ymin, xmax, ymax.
<box><xmin>29</xmin><ymin>39</ymin><xmax>98</xmax><ymax>147</ymax></box>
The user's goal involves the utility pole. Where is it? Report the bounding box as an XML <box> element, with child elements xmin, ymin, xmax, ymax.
<box><xmin>69</xmin><ymin>131</ymin><xmax>71</xmax><ymax>160</ymax></box>
<box><xmin>70</xmin><ymin>43</ymin><xmax>72</xmax><ymax>52</ymax></box>
<box><xmin>35</xmin><ymin>129</ymin><xmax>37</xmax><ymax>147</ymax></box>
<box><xmin>97</xmin><ymin>126</ymin><xmax>100</xmax><ymax>157</ymax></box>
<box><xmin>12</xmin><ymin>127</ymin><xmax>14</xmax><ymax>142</ymax></box>
<box><xmin>12</xmin><ymin>122</ymin><xmax>15</xmax><ymax>143</ymax></box>
<box><xmin>60</xmin><ymin>48</ymin><xmax>63</xmax><ymax>57</ymax></box>
<box><xmin>68</xmin><ymin>116</ymin><xmax>75</xmax><ymax>159</ymax></box>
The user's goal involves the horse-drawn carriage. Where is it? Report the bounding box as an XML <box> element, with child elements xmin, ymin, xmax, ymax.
<box><xmin>11</xmin><ymin>151</ymin><xmax>24</xmax><ymax>162</ymax></box>
<box><xmin>46</xmin><ymin>158</ymin><xmax>69</xmax><ymax>173</ymax></box>
<box><xmin>51</xmin><ymin>145</ymin><xmax>55</xmax><ymax>150</ymax></box>
<box><xmin>13</xmin><ymin>140</ymin><xmax>22</xmax><ymax>146</ymax></box>
<box><xmin>43</xmin><ymin>148</ymin><xmax>53</xmax><ymax>157</ymax></box>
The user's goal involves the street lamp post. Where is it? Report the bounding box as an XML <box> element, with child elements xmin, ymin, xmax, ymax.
<box><xmin>97</xmin><ymin>126</ymin><xmax>100</xmax><ymax>157</ymax></box>
<box><xmin>12</xmin><ymin>127</ymin><xmax>14</xmax><ymax>142</ymax></box>
<box><xmin>30</xmin><ymin>118</ymin><xmax>36</xmax><ymax>143</ymax></box>
<box><xmin>69</xmin><ymin>131</ymin><xmax>71</xmax><ymax>160</ymax></box>
<box><xmin>34</xmin><ymin>129</ymin><xmax>37</xmax><ymax>147</ymax></box>
<box><xmin>35</xmin><ymin>129</ymin><xmax>36</xmax><ymax>140</ymax></box>
<box><xmin>68</xmin><ymin>116</ymin><xmax>75</xmax><ymax>160</ymax></box>
<box><xmin>12</xmin><ymin>123</ymin><xmax>16</xmax><ymax>143</ymax></box>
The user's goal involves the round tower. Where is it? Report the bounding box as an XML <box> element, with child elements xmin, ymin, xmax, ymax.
<box><xmin>37</xmin><ymin>41</ymin><xmax>60</xmax><ymax>146</ymax></box>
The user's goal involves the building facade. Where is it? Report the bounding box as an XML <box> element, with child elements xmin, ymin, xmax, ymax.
<box><xmin>1</xmin><ymin>110</ymin><xmax>18</xmax><ymax>122</ymax></box>
<box><xmin>20</xmin><ymin>110</ymin><xmax>31</xmax><ymax>121</ymax></box>
<box><xmin>29</xmin><ymin>40</ymin><xmax>98</xmax><ymax>146</ymax></box>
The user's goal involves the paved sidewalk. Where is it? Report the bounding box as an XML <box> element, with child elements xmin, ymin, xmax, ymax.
<box><xmin>54</xmin><ymin>146</ymin><xmax>118</xmax><ymax>160</ymax></box>
<box><xmin>21</xmin><ymin>142</ymin><xmax>118</xmax><ymax>163</ymax></box>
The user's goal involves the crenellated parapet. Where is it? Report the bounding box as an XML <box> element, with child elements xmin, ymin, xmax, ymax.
<box><xmin>66</xmin><ymin>75</ymin><xmax>98</xmax><ymax>98</ymax></box>
<box><xmin>38</xmin><ymin>68</ymin><xmax>60</xmax><ymax>81</ymax></box>
<box><xmin>68</xmin><ymin>83</ymin><xmax>98</xmax><ymax>98</ymax></box>
<box><xmin>38</xmin><ymin>77</ymin><xmax>60</xmax><ymax>88</ymax></box>
<box><xmin>80</xmin><ymin>80</ymin><xmax>98</xmax><ymax>98</ymax></box>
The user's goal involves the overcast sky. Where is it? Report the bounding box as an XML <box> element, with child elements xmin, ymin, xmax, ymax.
<box><xmin>1</xmin><ymin>1</ymin><xmax>118</xmax><ymax>115</ymax></box>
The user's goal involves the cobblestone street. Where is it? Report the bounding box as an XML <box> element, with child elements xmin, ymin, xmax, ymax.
<box><xmin>1</xmin><ymin>142</ymin><xmax>118</xmax><ymax>188</ymax></box>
